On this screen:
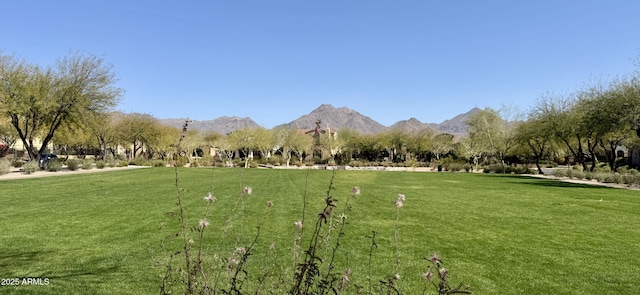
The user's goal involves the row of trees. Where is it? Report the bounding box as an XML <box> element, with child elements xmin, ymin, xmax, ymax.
<box><xmin>2</xmin><ymin>52</ymin><xmax>639</xmax><ymax>172</ymax></box>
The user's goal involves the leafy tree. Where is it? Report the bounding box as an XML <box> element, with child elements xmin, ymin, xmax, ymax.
<box><xmin>465</xmin><ymin>107</ymin><xmax>519</xmax><ymax>166</ymax></box>
<box><xmin>53</xmin><ymin>122</ymin><xmax>97</xmax><ymax>159</ymax></box>
<box><xmin>535</xmin><ymin>93</ymin><xmax>602</xmax><ymax>171</ymax></box>
<box><xmin>90</xmin><ymin>112</ymin><xmax>120</xmax><ymax>160</ymax></box>
<box><xmin>352</xmin><ymin>133</ymin><xmax>382</xmax><ymax>162</ymax></box>
<box><xmin>431</xmin><ymin>133</ymin><xmax>455</xmax><ymax>161</ymax></box>
<box><xmin>457</xmin><ymin>136</ymin><xmax>487</xmax><ymax>170</ymax></box>
<box><xmin>252</xmin><ymin>127</ymin><xmax>273</xmax><ymax>161</ymax></box>
<box><xmin>114</xmin><ymin>113</ymin><xmax>162</xmax><ymax>159</ymax></box>
<box><xmin>147</xmin><ymin>125</ymin><xmax>181</xmax><ymax>161</ymax></box>
<box><xmin>0</xmin><ymin>117</ymin><xmax>17</xmax><ymax>158</ymax></box>
<box><xmin>226</xmin><ymin>128</ymin><xmax>260</xmax><ymax>168</ymax></box>
<box><xmin>513</xmin><ymin>117</ymin><xmax>553</xmax><ymax>174</ymax></box>
<box><xmin>405</xmin><ymin>129</ymin><xmax>432</xmax><ymax>162</ymax></box>
<box><xmin>0</xmin><ymin>52</ymin><xmax>122</xmax><ymax>162</ymax></box>
<box><xmin>273</xmin><ymin>127</ymin><xmax>313</xmax><ymax>167</ymax></box>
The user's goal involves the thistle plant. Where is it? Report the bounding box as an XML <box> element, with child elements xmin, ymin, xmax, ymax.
<box><xmin>422</xmin><ymin>254</ymin><xmax>472</xmax><ymax>295</ymax></box>
<box><xmin>157</xmin><ymin>120</ymin><xmax>471</xmax><ymax>294</ymax></box>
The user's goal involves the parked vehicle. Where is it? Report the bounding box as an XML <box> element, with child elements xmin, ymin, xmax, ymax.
<box><xmin>39</xmin><ymin>153</ymin><xmax>59</xmax><ymax>170</ymax></box>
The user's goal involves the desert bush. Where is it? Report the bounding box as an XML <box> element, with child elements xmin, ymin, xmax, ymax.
<box><xmin>82</xmin><ymin>159</ymin><xmax>94</xmax><ymax>170</ymax></box>
<box><xmin>590</xmin><ymin>172</ymin><xmax>608</xmax><ymax>182</ymax></box>
<box><xmin>514</xmin><ymin>166</ymin><xmax>530</xmax><ymax>174</ymax></box>
<box><xmin>133</xmin><ymin>158</ymin><xmax>152</xmax><ymax>166</ymax></box>
<box><xmin>614</xmin><ymin>173</ymin><xmax>625</xmax><ymax>184</ymax></box>
<box><xmin>584</xmin><ymin>172</ymin><xmax>593</xmax><ymax>180</ymax></box>
<box><xmin>12</xmin><ymin>160</ymin><xmax>23</xmax><ymax>168</ymax></box>
<box><xmin>22</xmin><ymin>161</ymin><xmax>38</xmax><ymax>174</ymax></box>
<box><xmin>152</xmin><ymin>160</ymin><xmax>166</xmax><ymax>167</ymax></box>
<box><xmin>593</xmin><ymin>164</ymin><xmax>611</xmax><ymax>173</ymax></box>
<box><xmin>604</xmin><ymin>173</ymin><xmax>624</xmax><ymax>184</ymax></box>
<box><xmin>199</xmin><ymin>155</ymin><xmax>215</xmax><ymax>167</ymax></box>
<box><xmin>616</xmin><ymin>166</ymin><xmax>628</xmax><ymax>174</ymax></box>
<box><xmin>349</xmin><ymin>160</ymin><xmax>363</xmax><ymax>167</ymax></box>
<box><xmin>463</xmin><ymin>163</ymin><xmax>472</xmax><ymax>172</ymax></box>
<box><xmin>571</xmin><ymin>170</ymin><xmax>586</xmax><ymax>180</ymax></box>
<box><xmin>628</xmin><ymin>169</ymin><xmax>639</xmax><ymax>175</ymax></box>
<box><xmin>622</xmin><ymin>174</ymin><xmax>639</xmax><ymax>186</ymax></box>
<box><xmin>66</xmin><ymin>159</ymin><xmax>80</xmax><ymax>171</ymax></box>
<box><xmin>117</xmin><ymin>160</ymin><xmax>129</xmax><ymax>167</ymax></box>
<box><xmin>96</xmin><ymin>160</ymin><xmax>106</xmax><ymax>169</ymax></box>
<box><xmin>446</xmin><ymin>162</ymin><xmax>463</xmax><ymax>172</ymax></box>
<box><xmin>46</xmin><ymin>160</ymin><xmax>62</xmax><ymax>172</ymax></box>
<box><xmin>552</xmin><ymin>169</ymin><xmax>568</xmax><ymax>177</ymax></box>
<box><xmin>0</xmin><ymin>160</ymin><xmax>11</xmax><ymax>175</ymax></box>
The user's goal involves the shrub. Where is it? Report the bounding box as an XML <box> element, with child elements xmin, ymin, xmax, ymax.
<box><xmin>174</xmin><ymin>156</ymin><xmax>187</xmax><ymax>167</ymax></box>
<box><xmin>463</xmin><ymin>163</ymin><xmax>472</xmax><ymax>172</ymax></box>
<box><xmin>571</xmin><ymin>170</ymin><xmax>586</xmax><ymax>180</ymax></box>
<box><xmin>133</xmin><ymin>158</ymin><xmax>152</xmax><ymax>166</ymax></box>
<box><xmin>593</xmin><ymin>165</ymin><xmax>611</xmax><ymax>173</ymax></box>
<box><xmin>590</xmin><ymin>172</ymin><xmax>608</xmax><ymax>182</ymax></box>
<box><xmin>0</xmin><ymin>160</ymin><xmax>11</xmax><ymax>175</ymax></box>
<box><xmin>66</xmin><ymin>159</ymin><xmax>80</xmax><ymax>171</ymax></box>
<box><xmin>46</xmin><ymin>160</ymin><xmax>62</xmax><ymax>172</ymax></box>
<box><xmin>601</xmin><ymin>173</ymin><xmax>619</xmax><ymax>184</ymax></box>
<box><xmin>492</xmin><ymin>165</ymin><xmax>506</xmax><ymax>174</ymax></box>
<box><xmin>11</xmin><ymin>160</ymin><xmax>23</xmax><ymax>168</ymax></box>
<box><xmin>622</xmin><ymin>174</ymin><xmax>639</xmax><ymax>186</ymax></box>
<box><xmin>22</xmin><ymin>161</ymin><xmax>38</xmax><ymax>174</ymax></box>
<box><xmin>446</xmin><ymin>162</ymin><xmax>463</xmax><ymax>172</ymax></box>
<box><xmin>552</xmin><ymin>169</ymin><xmax>568</xmax><ymax>177</ymax></box>
<box><xmin>628</xmin><ymin>169</ymin><xmax>639</xmax><ymax>175</ymax></box>
<box><xmin>152</xmin><ymin>160</ymin><xmax>166</xmax><ymax>167</ymax></box>
<box><xmin>611</xmin><ymin>173</ymin><xmax>624</xmax><ymax>184</ymax></box>
<box><xmin>82</xmin><ymin>159</ymin><xmax>94</xmax><ymax>170</ymax></box>
<box><xmin>96</xmin><ymin>160</ymin><xmax>106</xmax><ymax>169</ymax></box>
<box><xmin>616</xmin><ymin>166</ymin><xmax>628</xmax><ymax>175</ymax></box>
<box><xmin>584</xmin><ymin>172</ymin><xmax>593</xmax><ymax>180</ymax></box>
<box><xmin>118</xmin><ymin>160</ymin><xmax>129</xmax><ymax>167</ymax></box>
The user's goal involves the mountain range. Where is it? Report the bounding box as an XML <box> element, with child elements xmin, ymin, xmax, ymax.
<box><xmin>158</xmin><ymin>104</ymin><xmax>480</xmax><ymax>136</ymax></box>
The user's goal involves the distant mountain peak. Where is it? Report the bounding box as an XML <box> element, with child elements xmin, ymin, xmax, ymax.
<box><xmin>157</xmin><ymin>105</ymin><xmax>479</xmax><ymax>136</ymax></box>
<box><xmin>286</xmin><ymin>104</ymin><xmax>386</xmax><ymax>134</ymax></box>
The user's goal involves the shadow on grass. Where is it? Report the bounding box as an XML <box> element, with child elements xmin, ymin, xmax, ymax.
<box><xmin>475</xmin><ymin>173</ymin><xmax>613</xmax><ymax>190</ymax></box>
<box><xmin>0</xmin><ymin>249</ymin><xmax>121</xmax><ymax>280</ymax></box>
<box><xmin>0</xmin><ymin>249</ymin><xmax>54</xmax><ymax>270</ymax></box>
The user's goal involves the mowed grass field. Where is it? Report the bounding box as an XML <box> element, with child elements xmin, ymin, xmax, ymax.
<box><xmin>1</xmin><ymin>167</ymin><xmax>639</xmax><ymax>294</ymax></box>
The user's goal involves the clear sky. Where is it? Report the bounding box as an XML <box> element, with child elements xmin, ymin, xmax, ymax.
<box><xmin>2</xmin><ymin>1</ymin><xmax>639</xmax><ymax>127</ymax></box>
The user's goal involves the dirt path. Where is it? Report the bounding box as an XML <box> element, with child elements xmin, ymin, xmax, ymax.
<box><xmin>0</xmin><ymin>165</ymin><xmax>149</xmax><ymax>181</ymax></box>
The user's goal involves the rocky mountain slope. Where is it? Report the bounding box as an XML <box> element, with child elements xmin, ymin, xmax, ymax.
<box><xmin>159</xmin><ymin>116</ymin><xmax>260</xmax><ymax>135</ymax></box>
<box><xmin>159</xmin><ymin>104</ymin><xmax>479</xmax><ymax>135</ymax></box>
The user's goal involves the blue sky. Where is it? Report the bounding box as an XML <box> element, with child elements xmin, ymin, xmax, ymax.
<box><xmin>2</xmin><ymin>1</ymin><xmax>639</xmax><ymax>128</ymax></box>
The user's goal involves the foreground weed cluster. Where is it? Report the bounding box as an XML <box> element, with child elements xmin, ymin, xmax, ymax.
<box><xmin>157</xmin><ymin>121</ymin><xmax>471</xmax><ymax>295</ymax></box>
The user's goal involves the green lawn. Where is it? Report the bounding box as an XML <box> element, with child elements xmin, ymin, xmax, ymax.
<box><xmin>1</xmin><ymin>168</ymin><xmax>639</xmax><ymax>294</ymax></box>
